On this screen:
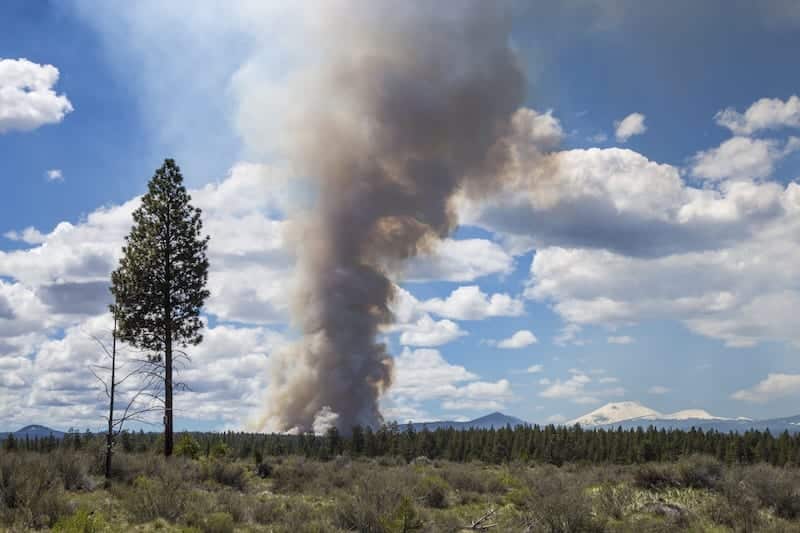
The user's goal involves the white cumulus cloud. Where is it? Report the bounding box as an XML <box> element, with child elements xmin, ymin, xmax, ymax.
<box><xmin>715</xmin><ymin>95</ymin><xmax>800</xmax><ymax>135</ymax></box>
<box><xmin>387</xmin><ymin>347</ymin><xmax>513</xmax><ymax>415</ymax></box>
<box><xmin>539</xmin><ymin>370</ymin><xmax>624</xmax><ymax>404</ymax></box>
<box><xmin>397</xmin><ymin>314</ymin><xmax>467</xmax><ymax>347</ymax></box>
<box><xmin>608</xmin><ymin>335</ymin><xmax>635</xmax><ymax>344</ymax></box>
<box><xmin>0</xmin><ymin>58</ymin><xmax>73</xmax><ymax>134</ymax></box>
<box><xmin>614</xmin><ymin>112</ymin><xmax>647</xmax><ymax>142</ymax></box>
<box><xmin>496</xmin><ymin>329</ymin><xmax>538</xmax><ymax>349</ymax></box>
<box><xmin>405</xmin><ymin>238</ymin><xmax>514</xmax><ymax>282</ymax></box>
<box><xmin>419</xmin><ymin>285</ymin><xmax>523</xmax><ymax>320</ymax></box>
<box><xmin>732</xmin><ymin>373</ymin><xmax>800</xmax><ymax>403</ymax></box>
<box><xmin>46</xmin><ymin>169</ymin><xmax>64</xmax><ymax>182</ymax></box>
<box><xmin>691</xmin><ymin>136</ymin><xmax>798</xmax><ymax>182</ymax></box>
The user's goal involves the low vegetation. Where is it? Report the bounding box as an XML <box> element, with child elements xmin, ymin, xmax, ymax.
<box><xmin>2</xmin><ymin>436</ymin><xmax>800</xmax><ymax>531</ymax></box>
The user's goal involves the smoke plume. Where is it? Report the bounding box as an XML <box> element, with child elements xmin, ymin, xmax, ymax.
<box><xmin>262</xmin><ymin>1</ymin><xmax>554</xmax><ymax>433</ymax></box>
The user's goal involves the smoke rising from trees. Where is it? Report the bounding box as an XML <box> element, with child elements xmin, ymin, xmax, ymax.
<box><xmin>261</xmin><ymin>1</ymin><xmax>558</xmax><ymax>433</ymax></box>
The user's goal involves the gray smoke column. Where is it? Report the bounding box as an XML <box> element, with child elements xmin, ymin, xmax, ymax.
<box><xmin>262</xmin><ymin>1</ymin><xmax>543</xmax><ymax>433</ymax></box>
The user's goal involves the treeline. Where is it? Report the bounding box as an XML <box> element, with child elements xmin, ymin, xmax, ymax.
<box><xmin>5</xmin><ymin>423</ymin><xmax>800</xmax><ymax>467</ymax></box>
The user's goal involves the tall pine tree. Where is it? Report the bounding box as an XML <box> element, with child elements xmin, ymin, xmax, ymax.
<box><xmin>110</xmin><ymin>159</ymin><xmax>209</xmax><ymax>457</ymax></box>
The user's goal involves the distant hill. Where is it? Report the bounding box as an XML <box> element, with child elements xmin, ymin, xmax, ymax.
<box><xmin>0</xmin><ymin>425</ymin><xmax>65</xmax><ymax>441</ymax></box>
<box><xmin>567</xmin><ymin>402</ymin><xmax>800</xmax><ymax>434</ymax></box>
<box><xmin>404</xmin><ymin>412</ymin><xmax>527</xmax><ymax>432</ymax></box>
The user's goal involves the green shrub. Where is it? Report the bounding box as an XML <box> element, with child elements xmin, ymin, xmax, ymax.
<box><xmin>595</xmin><ymin>483</ymin><xmax>634</xmax><ymax>521</ymax></box>
<box><xmin>210</xmin><ymin>442</ymin><xmax>230</xmax><ymax>459</ymax></box>
<box><xmin>0</xmin><ymin>453</ymin><xmax>71</xmax><ymax>528</ymax></box>
<box><xmin>202</xmin><ymin>512</ymin><xmax>234</xmax><ymax>533</ymax></box>
<box><xmin>201</xmin><ymin>461</ymin><xmax>247</xmax><ymax>491</ymax></box>
<box><xmin>517</xmin><ymin>468</ymin><xmax>606</xmax><ymax>533</ymax></box>
<box><xmin>334</xmin><ymin>495</ymin><xmax>384</xmax><ymax>532</ymax></box>
<box><xmin>175</xmin><ymin>434</ymin><xmax>202</xmax><ymax>460</ymax></box>
<box><xmin>118</xmin><ymin>473</ymin><xmax>190</xmax><ymax>522</ymax></box>
<box><xmin>708</xmin><ymin>491</ymin><xmax>761</xmax><ymax>532</ymax></box>
<box><xmin>677</xmin><ymin>454</ymin><xmax>723</xmax><ymax>489</ymax></box>
<box><xmin>440</xmin><ymin>464</ymin><xmax>488</xmax><ymax>493</ymax></box>
<box><xmin>633</xmin><ymin>463</ymin><xmax>679</xmax><ymax>490</ymax></box>
<box><xmin>215</xmin><ymin>489</ymin><xmax>248</xmax><ymax>522</ymax></box>
<box><xmin>333</xmin><ymin>471</ymin><xmax>407</xmax><ymax>532</ymax></box>
<box><xmin>53</xmin><ymin>509</ymin><xmax>106</xmax><ymax>533</ymax></box>
<box><xmin>380</xmin><ymin>497</ymin><xmax>423</xmax><ymax>532</ymax></box>
<box><xmin>745</xmin><ymin>464</ymin><xmax>800</xmax><ymax>519</ymax></box>
<box><xmin>270</xmin><ymin>458</ymin><xmax>320</xmax><ymax>493</ymax></box>
<box><xmin>252</xmin><ymin>497</ymin><xmax>282</xmax><ymax>525</ymax></box>
<box><xmin>255</xmin><ymin>462</ymin><xmax>272</xmax><ymax>478</ymax></box>
<box><xmin>416</xmin><ymin>475</ymin><xmax>449</xmax><ymax>509</ymax></box>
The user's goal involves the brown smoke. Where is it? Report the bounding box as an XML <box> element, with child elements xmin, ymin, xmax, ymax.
<box><xmin>262</xmin><ymin>1</ymin><xmax>553</xmax><ymax>433</ymax></box>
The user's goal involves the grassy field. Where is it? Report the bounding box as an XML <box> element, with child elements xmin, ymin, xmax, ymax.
<box><xmin>2</xmin><ymin>449</ymin><xmax>800</xmax><ymax>532</ymax></box>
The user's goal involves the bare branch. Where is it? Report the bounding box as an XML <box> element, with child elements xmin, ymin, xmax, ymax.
<box><xmin>461</xmin><ymin>508</ymin><xmax>497</xmax><ymax>531</ymax></box>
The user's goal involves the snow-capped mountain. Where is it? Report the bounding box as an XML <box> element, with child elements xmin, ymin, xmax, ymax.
<box><xmin>567</xmin><ymin>401</ymin><xmax>731</xmax><ymax>427</ymax></box>
<box><xmin>661</xmin><ymin>409</ymin><xmax>718</xmax><ymax>420</ymax></box>
<box><xmin>567</xmin><ymin>401</ymin><xmax>662</xmax><ymax>426</ymax></box>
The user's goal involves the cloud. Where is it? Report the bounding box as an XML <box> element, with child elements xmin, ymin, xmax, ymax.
<box><xmin>463</xmin><ymin>147</ymin><xmax>787</xmax><ymax>259</ymax></box>
<box><xmin>387</xmin><ymin>347</ymin><xmax>513</xmax><ymax>415</ymax></box>
<box><xmin>398</xmin><ymin>314</ymin><xmax>467</xmax><ymax>347</ymax></box>
<box><xmin>496</xmin><ymin>329</ymin><xmax>538</xmax><ymax>349</ymax></box>
<box><xmin>715</xmin><ymin>95</ymin><xmax>800</xmax><ymax>136</ymax></box>
<box><xmin>46</xmin><ymin>169</ymin><xmax>63</xmax><ymax>182</ymax></box>
<box><xmin>512</xmin><ymin>165</ymin><xmax>800</xmax><ymax>348</ymax></box>
<box><xmin>419</xmin><ymin>285</ymin><xmax>523</xmax><ymax>321</ymax></box>
<box><xmin>37</xmin><ymin>281</ymin><xmax>111</xmax><ymax>316</ymax></box>
<box><xmin>0</xmin><ymin>294</ymin><xmax>15</xmax><ymax>320</ymax></box>
<box><xmin>0</xmin><ymin>58</ymin><xmax>73</xmax><ymax>134</ymax></box>
<box><xmin>732</xmin><ymin>373</ymin><xmax>800</xmax><ymax>403</ymax></box>
<box><xmin>3</xmin><ymin>227</ymin><xmax>46</xmax><ymax>244</ymax></box>
<box><xmin>554</xmin><ymin>323</ymin><xmax>584</xmax><ymax>346</ymax></box>
<box><xmin>510</xmin><ymin>108</ymin><xmax>564</xmax><ymax>150</ymax></box>
<box><xmin>539</xmin><ymin>370</ymin><xmax>624</xmax><ymax>404</ymax></box>
<box><xmin>526</xmin><ymin>364</ymin><xmax>544</xmax><ymax>373</ymax></box>
<box><xmin>0</xmin><ymin>281</ymin><xmax>49</xmax><ymax>339</ymax></box>
<box><xmin>691</xmin><ymin>136</ymin><xmax>798</xmax><ymax>182</ymax></box>
<box><xmin>614</xmin><ymin>112</ymin><xmax>646</xmax><ymax>142</ymax></box>
<box><xmin>405</xmin><ymin>238</ymin><xmax>514</xmax><ymax>282</ymax></box>
<box><xmin>7</xmin><ymin>314</ymin><xmax>287</xmax><ymax>430</ymax></box>
<box><xmin>608</xmin><ymin>335</ymin><xmax>634</xmax><ymax>344</ymax></box>
<box><xmin>526</xmin><ymin>210</ymin><xmax>800</xmax><ymax>347</ymax></box>
<box><xmin>546</xmin><ymin>414</ymin><xmax>566</xmax><ymax>423</ymax></box>
<box><xmin>648</xmin><ymin>385</ymin><xmax>670</xmax><ymax>395</ymax></box>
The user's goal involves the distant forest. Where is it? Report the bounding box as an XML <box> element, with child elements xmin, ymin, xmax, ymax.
<box><xmin>6</xmin><ymin>423</ymin><xmax>800</xmax><ymax>467</ymax></box>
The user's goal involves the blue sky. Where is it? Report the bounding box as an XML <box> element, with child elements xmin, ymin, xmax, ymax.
<box><xmin>2</xmin><ymin>1</ymin><xmax>800</xmax><ymax>431</ymax></box>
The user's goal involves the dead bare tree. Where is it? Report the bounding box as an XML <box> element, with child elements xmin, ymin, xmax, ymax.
<box><xmin>88</xmin><ymin>307</ymin><xmax>162</xmax><ymax>480</ymax></box>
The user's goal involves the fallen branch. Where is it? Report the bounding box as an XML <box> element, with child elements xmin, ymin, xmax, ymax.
<box><xmin>461</xmin><ymin>507</ymin><xmax>497</xmax><ymax>531</ymax></box>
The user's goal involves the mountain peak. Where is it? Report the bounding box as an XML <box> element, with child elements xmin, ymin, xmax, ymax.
<box><xmin>406</xmin><ymin>412</ymin><xmax>526</xmax><ymax>432</ymax></box>
<box><xmin>471</xmin><ymin>412</ymin><xmax>525</xmax><ymax>425</ymax></box>
<box><xmin>568</xmin><ymin>401</ymin><xmax>660</xmax><ymax>427</ymax></box>
<box><xmin>17</xmin><ymin>424</ymin><xmax>54</xmax><ymax>432</ymax></box>
<box><xmin>663</xmin><ymin>409</ymin><xmax>716</xmax><ymax>420</ymax></box>
<box><xmin>568</xmin><ymin>402</ymin><xmax>734</xmax><ymax>427</ymax></box>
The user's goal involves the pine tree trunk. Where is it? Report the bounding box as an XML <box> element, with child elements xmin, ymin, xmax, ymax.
<box><xmin>105</xmin><ymin>317</ymin><xmax>117</xmax><ymax>479</ymax></box>
<box><xmin>164</xmin><ymin>213</ymin><xmax>174</xmax><ymax>458</ymax></box>
<box><xmin>165</xmin><ymin>336</ymin><xmax>173</xmax><ymax>457</ymax></box>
